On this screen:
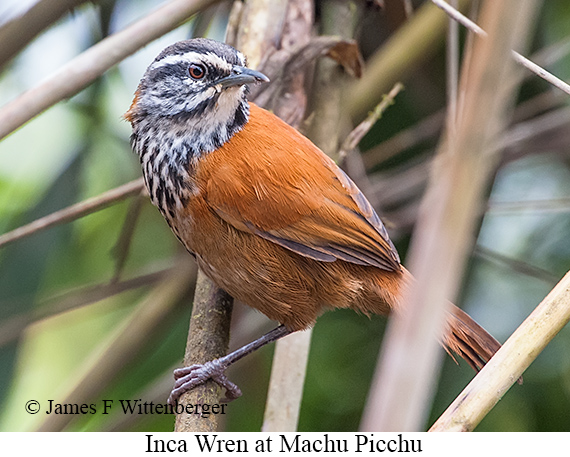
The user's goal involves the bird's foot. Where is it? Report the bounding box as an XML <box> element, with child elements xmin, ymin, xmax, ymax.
<box><xmin>167</xmin><ymin>359</ymin><xmax>242</xmax><ymax>405</ymax></box>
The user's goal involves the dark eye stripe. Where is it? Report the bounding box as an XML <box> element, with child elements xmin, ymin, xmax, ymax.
<box><xmin>147</xmin><ymin>63</ymin><xmax>189</xmax><ymax>86</ymax></box>
<box><xmin>174</xmin><ymin>93</ymin><xmax>221</xmax><ymax>121</ymax></box>
<box><xmin>204</xmin><ymin>63</ymin><xmax>227</xmax><ymax>81</ymax></box>
<box><xmin>146</xmin><ymin>61</ymin><xmax>231</xmax><ymax>87</ymax></box>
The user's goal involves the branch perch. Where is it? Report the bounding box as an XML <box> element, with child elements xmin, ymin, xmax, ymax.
<box><xmin>430</xmin><ymin>270</ymin><xmax>570</xmax><ymax>431</ymax></box>
<box><xmin>174</xmin><ymin>0</ymin><xmax>291</xmax><ymax>432</ymax></box>
<box><xmin>174</xmin><ymin>269</ymin><xmax>233</xmax><ymax>433</ymax></box>
<box><xmin>0</xmin><ymin>0</ymin><xmax>91</xmax><ymax>71</ymax></box>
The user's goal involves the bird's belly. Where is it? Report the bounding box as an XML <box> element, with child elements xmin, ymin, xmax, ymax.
<box><xmin>190</xmin><ymin>222</ymin><xmax>325</xmax><ymax>330</ymax></box>
<box><xmin>169</xmin><ymin>206</ymin><xmax>399</xmax><ymax>331</ymax></box>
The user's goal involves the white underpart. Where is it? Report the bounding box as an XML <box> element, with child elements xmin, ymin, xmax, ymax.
<box><xmin>137</xmin><ymin>46</ymin><xmax>250</xmax><ymax>180</ymax></box>
<box><xmin>143</xmin><ymin>85</ymin><xmax>246</xmax><ymax>170</ymax></box>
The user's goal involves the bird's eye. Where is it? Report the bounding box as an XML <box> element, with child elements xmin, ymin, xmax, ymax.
<box><xmin>188</xmin><ymin>64</ymin><xmax>206</xmax><ymax>80</ymax></box>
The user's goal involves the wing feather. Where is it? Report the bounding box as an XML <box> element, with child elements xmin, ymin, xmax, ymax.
<box><xmin>203</xmin><ymin>103</ymin><xmax>401</xmax><ymax>272</ymax></box>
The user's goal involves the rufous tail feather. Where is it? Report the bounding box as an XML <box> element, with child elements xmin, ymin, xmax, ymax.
<box><xmin>442</xmin><ymin>304</ymin><xmax>501</xmax><ymax>372</ymax></box>
<box><xmin>390</xmin><ymin>267</ymin><xmax>506</xmax><ymax>376</ymax></box>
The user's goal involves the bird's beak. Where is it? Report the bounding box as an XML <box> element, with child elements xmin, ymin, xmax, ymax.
<box><xmin>217</xmin><ymin>66</ymin><xmax>270</xmax><ymax>88</ymax></box>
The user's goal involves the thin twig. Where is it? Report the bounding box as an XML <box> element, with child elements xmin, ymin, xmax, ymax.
<box><xmin>0</xmin><ymin>0</ymin><xmax>220</xmax><ymax>140</ymax></box>
<box><xmin>445</xmin><ymin>0</ymin><xmax>459</xmax><ymax>137</ymax></box>
<box><xmin>531</xmin><ymin>35</ymin><xmax>570</xmax><ymax>69</ymax></box>
<box><xmin>338</xmin><ymin>82</ymin><xmax>404</xmax><ymax>161</ymax></box>
<box><xmin>431</xmin><ymin>0</ymin><xmax>485</xmax><ymax>35</ymax></box>
<box><xmin>510</xmin><ymin>51</ymin><xmax>570</xmax><ymax>95</ymax></box>
<box><xmin>474</xmin><ymin>246</ymin><xmax>559</xmax><ymax>284</ymax></box>
<box><xmin>369</xmin><ymin>160</ymin><xmax>431</xmax><ymax>209</ymax></box>
<box><xmin>0</xmin><ymin>267</ymin><xmax>172</xmax><ymax>348</ymax></box>
<box><xmin>511</xmin><ymin>90</ymin><xmax>565</xmax><ymax>123</ymax></box>
<box><xmin>0</xmin><ymin>178</ymin><xmax>144</xmax><ymax>249</ymax></box>
<box><xmin>430</xmin><ymin>270</ymin><xmax>570</xmax><ymax>431</ymax></box>
<box><xmin>431</xmin><ymin>0</ymin><xmax>570</xmax><ymax>96</ymax></box>
<box><xmin>363</xmin><ymin>88</ymin><xmax>567</xmax><ymax>172</ymax></box>
<box><xmin>36</xmin><ymin>261</ymin><xmax>195</xmax><ymax>431</ymax></box>
<box><xmin>0</xmin><ymin>0</ymin><xmax>92</xmax><ymax>71</ymax></box>
<box><xmin>499</xmin><ymin>105</ymin><xmax>570</xmax><ymax>152</ymax></box>
<box><xmin>111</xmin><ymin>190</ymin><xmax>146</xmax><ymax>283</ymax></box>
<box><xmin>348</xmin><ymin>0</ymin><xmax>471</xmax><ymax>120</ymax></box>
<box><xmin>362</xmin><ymin>110</ymin><xmax>445</xmax><ymax>168</ymax></box>
<box><xmin>340</xmin><ymin>82</ymin><xmax>404</xmax><ymax>207</ymax></box>
<box><xmin>487</xmin><ymin>197</ymin><xmax>570</xmax><ymax>214</ymax></box>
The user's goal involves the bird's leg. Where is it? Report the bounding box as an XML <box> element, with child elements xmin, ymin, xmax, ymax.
<box><xmin>168</xmin><ymin>325</ymin><xmax>292</xmax><ymax>405</ymax></box>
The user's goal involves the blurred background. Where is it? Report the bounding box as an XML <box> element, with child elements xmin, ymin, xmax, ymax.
<box><xmin>0</xmin><ymin>0</ymin><xmax>569</xmax><ymax>432</ymax></box>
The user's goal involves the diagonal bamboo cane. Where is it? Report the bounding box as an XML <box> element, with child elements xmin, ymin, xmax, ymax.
<box><xmin>0</xmin><ymin>0</ymin><xmax>220</xmax><ymax>140</ymax></box>
<box><xmin>430</xmin><ymin>270</ymin><xmax>570</xmax><ymax>432</ymax></box>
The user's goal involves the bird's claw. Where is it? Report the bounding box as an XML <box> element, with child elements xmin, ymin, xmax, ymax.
<box><xmin>167</xmin><ymin>359</ymin><xmax>242</xmax><ymax>405</ymax></box>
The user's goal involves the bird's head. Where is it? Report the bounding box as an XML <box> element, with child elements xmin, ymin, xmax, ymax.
<box><xmin>126</xmin><ymin>38</ymin><xmax>269</xmax><ymax>155</ymax></box>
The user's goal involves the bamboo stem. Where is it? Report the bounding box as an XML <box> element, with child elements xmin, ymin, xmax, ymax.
<box><xmin>360</xmin><ymin>0</ymin><xmax>537</xmax><ymax>432</ymax></box>
<box><xmin>262</xmin><ymin>330</ymin><xmax>312</xmax><ymax>431</ymax></box>
<box><xmin>257</xmin><ymin>0</ymin><xmax>314</xmax><ymax>433</ymax></box>
<box><xmin>430</xmin><ymin>270</ymin><xmax>570</xmax><ymax>431</ymax></box>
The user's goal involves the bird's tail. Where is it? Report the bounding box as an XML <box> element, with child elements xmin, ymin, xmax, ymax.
<box><xmin>442</xmin><ymin>304</ymin><xmax>501</xmax><ymax>371</ymax></box>
<box><xmin>373</xmin><ymin>267</ymin><xmax>502</xmax><ymax>372</ymax></box>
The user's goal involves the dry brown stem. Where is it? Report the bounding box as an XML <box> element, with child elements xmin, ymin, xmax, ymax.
<box><xmin>360</xmin><ymin>0</ymin><xmax>537</xmax><ymax>432</ymax></box>
<box><xmin>0</xmin><ymin>179</ymin><xmax>145</xmax><ymax>249</ymax></box>
<box><xmin>0</xmin><ymin>0</ymin><xmax>220</xmax><ymax>140</ymax></box>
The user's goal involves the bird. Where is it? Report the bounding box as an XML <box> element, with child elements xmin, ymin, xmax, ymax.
<box><xmin>125</xmin><ymin>38</ymin><xmax>502</xmax><ymax>405</ymax></box>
